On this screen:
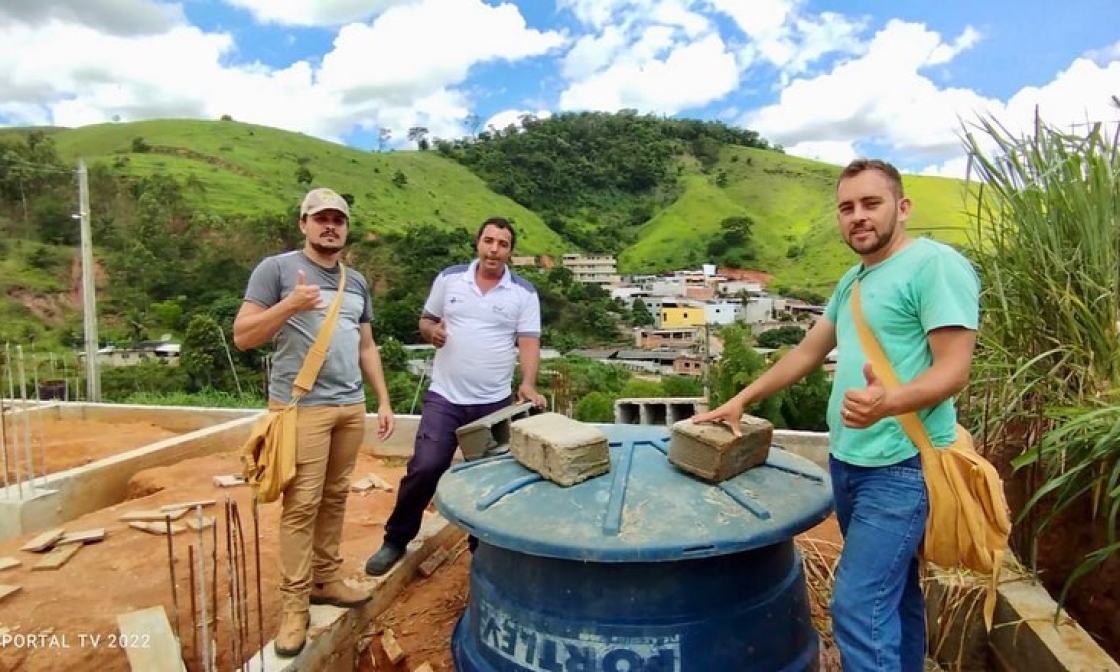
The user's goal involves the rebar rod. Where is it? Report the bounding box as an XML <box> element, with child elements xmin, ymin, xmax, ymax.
<box><xmin>166</xmin><ymin>514</ymin><xmax>181</xmax><ymax>646</ymax></box>
<box><xmin>252</xmin><ymin>495</ymin><xmax>265</xmax><ymax>671</ymax></box>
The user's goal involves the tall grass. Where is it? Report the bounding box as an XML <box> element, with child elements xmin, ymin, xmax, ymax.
<box><xmin>964</xmin><ymin>99</ymin><xmax>1120</xmax><ymax>603</ymax></box>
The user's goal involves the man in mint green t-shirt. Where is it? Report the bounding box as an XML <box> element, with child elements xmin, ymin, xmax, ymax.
<box><xmin>693</xmin><ymin>159</ymin><xmax>979</xmax><ymax>671</ymax></box>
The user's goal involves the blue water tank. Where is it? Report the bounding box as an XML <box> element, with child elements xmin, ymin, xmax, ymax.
<box><xmin>435</xmin><ymin>423</ymin><xmax>834</xmax><ymax>672</ymax></box>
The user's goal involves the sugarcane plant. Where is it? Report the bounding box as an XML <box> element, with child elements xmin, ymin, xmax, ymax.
<box><xmin>962</xmin><ymin>97</ymin><xmax>1120</xmax><ymax>606</ymax></box>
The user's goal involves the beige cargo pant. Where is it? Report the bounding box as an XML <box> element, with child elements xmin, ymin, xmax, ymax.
<box><xmin>272</xmin><ymin>402</ymin><xmax>366</xmax><ymax>613</ymax></box>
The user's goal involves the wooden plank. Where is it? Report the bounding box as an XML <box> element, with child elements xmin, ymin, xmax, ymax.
<box><xmin>185</xmin><ymin>516</ymin><xmax>215</xmax><ymax>531</ymax></box>
<box><xmin>32</xmin><ymin>542</ymin><xmax>82</xmax><ymax>571</ymax></box>
<box><xmin>120</xmin><ymin>508</ymin><xmax>188</xmax><ymax>522</ymax></box>
<box><xmin>212</xmin><ymin>474</ymin><xmax>245</xmax><ymax>488</ymax></box>
<box><xmin>20</xmin><ymin>528</ymin><xmax>64</xmax><ymax>553</ymax></box>
<box><xmin>381</xmin><ymin>629</ymin><xmax>405</xmax><ymax>664</ymax></box>
<box><xmin>130</xmin><ymin>521</ymin><xmax>186</xmax><ymax>536</ymax></box>
<box><xmin>58</xmin><ymin>528</ymin><xmax>106</xmax><ymax>545</ymax></box>
<box><xmin>116</xmin><ymin>605</ymin><xmax>187</xmax><ymax>672</ymax></box>
<box><xmin>0</xmin><ymin>557</ymin><xmax>20</xmax><ymax>571</ymax></box>
<box><xmin>160</xmin><ymin>500</ymin><xmax>215</xmax><ymax>513</ymax></box>
<box><xmin>0</xmin><ymin>585</ymin><xmax>20</xmax><ymax>602</ymax></box>
<box><xmin>418</xmin><ymin>546</ymin><xmax>449</xmax><ymax>578</ymax></box>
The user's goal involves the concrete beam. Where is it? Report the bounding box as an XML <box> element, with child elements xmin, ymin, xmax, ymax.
<box><xmin>245</xmin><ymin>515</ymin><xmax>464</xmax><ymax>672</ymax></box>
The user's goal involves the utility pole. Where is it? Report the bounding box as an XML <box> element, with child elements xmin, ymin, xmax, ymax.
<box><xmin>78</xmin><ymin>159</ymin><xmax>100</xmax><ymax>402</ymax></box>
<box><xmin>701</xmin><ymin>322</ymin><xmax>711</xmax><ymax>404</ymax></box>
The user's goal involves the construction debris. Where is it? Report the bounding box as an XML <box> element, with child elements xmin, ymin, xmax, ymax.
<box><xmin>418</xmin><ymin>546</ymin><xmax>450</xmax><ymax>577</ymax></box>
<box><xmin>116</xmin><ymin>606</ymin><xmax>187</xmax><ymax>672</ymax></box>
<box><xmin>58</xmin><ymin>528</ymin><xmax>107</xmax><ymax>545</ymax></box>
<box><xmin>160</xmin><ymin>500</ymin><xmax>215</xmax><ymax>513</ymax></box>
<box><xmin>212</xmin><ymin>474</ymin><xmax>245</xmax><ymax>488</ymax></box>
<box><xmin>131</xmin><ymin>521</ymin><xmax>187</xmax><ymax>536</ymax></box>
<box><xmin>186</xmin><ymin>516</ymin><xmax>215</xmax><ymax>531</ymax></box>
<box><xmin>0</xmin><ymin>585</ymin><xmax>21</xmax><ymax>602</ymax></box>
<box><xmin>121</xmin><ymin>508</ymin><xmax>189</xmax><ymax>522</ymax></box>
<box><xmin>669</xmin><ymin>416</ymin><xmax>773</xmax><ymax>483</ymax></box>
<box><xmin>0</xmin><ymin>557</ymin><xmax>20</xmax><ymax>571</ymax></box>
<box><xmin>381</xmin><ymin>628</ymin><xmax>405</xmax><ymax>665</ymax></box>
<box><xmin>351</xmin><ymin>473</ymin><xmax>394</xmax><ymax>493</ymax></box>
<box><xmin>32</xmin><ymin>542</ymin><xmax>82</xmax><ymax>571</ymax></box>
<box><xmin>20</xmin><ymin>528</ymin><xmax>64</xmax><ymax>553</ymax></box>
<box><xmin>413</xmin><ymin>663</ymin><xmax>435</xmax><ymax>672</ymax></box>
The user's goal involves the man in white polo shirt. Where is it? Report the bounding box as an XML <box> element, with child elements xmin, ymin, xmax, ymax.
<box><xmin>365</xmin><ymin>217</ymin><xmax>547</xmax><ymax>575</ymax></box>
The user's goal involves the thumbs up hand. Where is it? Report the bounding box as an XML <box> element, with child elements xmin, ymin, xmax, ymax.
<box><xmin>841</xmin><ymin>362</ymin><xmax>890</xmax><ymax>428</ymax></box>
<box><xmin>286</xmin><ymin>269</ymin><xmax>324</xmax><ymax>312</ymax></box>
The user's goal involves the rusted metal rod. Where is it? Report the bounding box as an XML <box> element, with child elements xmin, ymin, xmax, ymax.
<box><xmin>252</xmin><ymin>495</ymin><xmax>265</xmax><ymax>671</ymax></box>
<box><xmin>165</xmin><ymin>514</ymin><xmax>181</xmax><ymax>646</ymax></box>
<box><xmin>224</xmin><ymin>498</ymin><xmax>240</xmax><ymax>669</ymax></box>
<box><xmin>188</xmin><ymin>544</ymin><xmax>198</xmax><ymax>668</ymax></box>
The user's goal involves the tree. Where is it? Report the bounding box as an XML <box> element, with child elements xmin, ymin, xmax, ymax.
<box><xmin>295</xmin><ymin>165</ymin><xmax>313</xmax><ymax>185</ymax></box>
<box><xmin>630</xmin><ymin>299</ymin><xmax>654</xmax><ymax>326</ymax></box>
<box><xmin>181</xmin><ymin>313</ymin><xmax>225</xmax><ymax>389</ymax></box>
<box><xmin>407</xmin><ymin>126</ymin><xmax>430</xmax><ymax>150</ymax></box>
<box><xmin>757</xmin><ymin>326</ymin><xmax>806</xmax><ymax>349</ymax></box>
<box><xmin>574</xmin><ymin>391</ymin><xmax>614</xmax><ymax>422</ymax></box>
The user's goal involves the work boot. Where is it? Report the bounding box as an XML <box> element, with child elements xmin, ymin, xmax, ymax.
<box><xmin>274</xmin><ymin>610</ymin><xmax>309</xmax><ymax>658</ymax></box>
<box><xmin>310</xmin><ymin>579</ymin><xmax>372</xmax><ymax>608</ymax></box>
<box><xmin>364</xmin><ymin>542</ymin><xmax>405</xmax><ymax>576</ymax></box>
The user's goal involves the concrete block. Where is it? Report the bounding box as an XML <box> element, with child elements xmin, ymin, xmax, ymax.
<box><xmin>669</xmin><ymin>417</ymin><xmax>773</xmax><ymax>482</ymax></box>
<box><xmin>509</xmin><ymin>413</ymin><xmax>610</xmax><ymax>487</ymax></box>
<box><xmin>456</xmin><ymin>402</ymin><xmax>537</xmax><ymax>461</ymax></box>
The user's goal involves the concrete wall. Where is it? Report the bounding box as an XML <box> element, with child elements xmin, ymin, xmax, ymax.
<box><xmin>51</xmin><ymin>401</ymin><xmax>259</xmax><ymax>433</ymax></box>
<box><xmin>0</xmin><ymin>411</ymin><xmax>261</xmax><ymax>541</ymax></box>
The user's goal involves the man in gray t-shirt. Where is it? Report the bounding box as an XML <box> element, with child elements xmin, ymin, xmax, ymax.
<box><xmin>233</xmin><ymin>187</ymin><xmax>395</xmax><ymax>658</ymax></box>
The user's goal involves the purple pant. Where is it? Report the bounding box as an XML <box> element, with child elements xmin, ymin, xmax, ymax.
<box><xmin>383</xmin><ymin>390</ymin><xmax>512</xmax><ymax>547</ymax></box>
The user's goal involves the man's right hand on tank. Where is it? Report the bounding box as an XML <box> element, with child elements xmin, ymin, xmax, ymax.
<box><xmin>287</xmin><ymin>269</ymin><xmax>324</xmax><ymax>312</ymax></box>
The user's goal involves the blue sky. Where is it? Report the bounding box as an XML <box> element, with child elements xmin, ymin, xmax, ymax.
<box><xmin>1</xmin><ymin>0</ymin><xmax>1118</xmax><ymax>176</ymax></box>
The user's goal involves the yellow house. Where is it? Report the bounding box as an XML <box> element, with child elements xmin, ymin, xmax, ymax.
<box><xmin>659</xmin><ymin>304</ymin><xmax>706</xmax><ymax>328</ymax></box>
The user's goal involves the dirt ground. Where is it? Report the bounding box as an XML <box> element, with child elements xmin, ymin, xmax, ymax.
<box><xmin>1</xmin><ymin>417</ymin><xmax>181</xmax><ymax>484</ymax></box>
<box><xmin>0</xmin><ymin>447</ymin><xmax>405</xmax><ymax>672</ymax></box>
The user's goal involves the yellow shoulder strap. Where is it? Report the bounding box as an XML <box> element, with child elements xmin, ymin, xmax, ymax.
<box><xmin>292</xmin><ymin>263</ymin><xmax>348</xmax><ymax>399</ymax></box>
<box><xmin>850</xmin><ymin>282</ymin><xmax>935</xmax><ymax>454</ymax></box>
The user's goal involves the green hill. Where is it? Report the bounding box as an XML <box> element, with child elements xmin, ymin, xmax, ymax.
<box><xmin>617</xmin><ymin>146</ymin><xmax>972</xmax><ymax>290</ymax></box>
<box><xmin>0</xmin><ymin>116</ymin><xmax>975</xmax><ymax>347</ymax></box>
<box><xmin>49</xmin><ymin>119</ymin><xmax>568</xmax><ymax>254</ymax></box>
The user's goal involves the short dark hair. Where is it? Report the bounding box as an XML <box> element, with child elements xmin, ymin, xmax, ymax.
<box><xmin>837</xmin><ymin>159</ymin><xmax>905</xmax><ymax>199</ymax></box>
<box><xmin>476</xmin><ymin>217</ymin><xmax>517</xmax><ymax>251</ymax></box>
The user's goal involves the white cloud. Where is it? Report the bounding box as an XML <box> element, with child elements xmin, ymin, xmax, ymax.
<box><xmin>220</xmin><ymin>0</ymin><xmax>418</xmax><ymax>27</ymax></box>
<box><xmin>484</xmin><ymin>108</ymin><xmax>553</xmax><ymax>133</ymax></box>
<box><xmin>744</xmin><ymin>19</ymin><xmax>1120</xmax><ymax>177</ymax></box>
<box><xmin>318</xmin><ymin>0</ymin><xmax>566</xmax><ymax>101</ymax></box>
<box><xmin>743</xmin><ymin>21</ymin><xmax>993</xmax><ymax>164</ymax></box>
<box><xmin>0</xmin><ymin>0</ymin><xmax>183</xmax><ymax>36</ymax></box>
<box><xmin>0</xmin><ymin>0</ymin><xmax>564</xmax><ymax>144</ymax></box>
<box><xmin>562</xmin><ymin>26</ymin><xmax>628</xmax><ymax>79</ymax></box>
<box><xmin>707</xmin><ymin>0</ymin><xmax>865</xmax><ymax>76</ymax></box>
<box><xmin>1085</xmin><ymin>40</ymin><xmax>1120</xmax><ymax>67</ymax></box>
<box><xmin>559</xmin><ymin>32</ymin><xmax>739</xmax><ymax>114</ymax></box>
<box><xmin>557</xmin><ymin>0</ymin><xmax>738</xmax><ymax>114</ymax></box>
<box><xmin>783</xmin><ymin>140</ymin><xmax>858</xmax><ymax>167</ymax></box>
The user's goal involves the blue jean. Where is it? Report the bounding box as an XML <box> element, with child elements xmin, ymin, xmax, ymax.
<box><xmin>829</xmin><ymin>455</ymin><xmax>929</xmax><ymax>672</ymax></box>
<box><xmin>383</xmin><ymin>391</ymin><xmax>512</xmax><ymax>548</ymax></box>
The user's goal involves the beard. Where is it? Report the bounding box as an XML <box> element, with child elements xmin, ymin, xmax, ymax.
<box><xmin>846</xmin><ymin>218</ymin><xmax>898</xmax><ymax>256</ymax></box>
<box><xmin>310</xmin><ymin>240</ymin><xmax>345</xmax><ymax>255</ymax></box>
